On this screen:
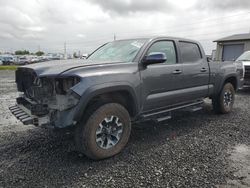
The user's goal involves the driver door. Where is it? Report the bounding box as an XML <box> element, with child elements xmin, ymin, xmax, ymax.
<box><xmin>140</xmin><ymin>40</ymin><xmax>184</xmax><ymax>112</ymax></box>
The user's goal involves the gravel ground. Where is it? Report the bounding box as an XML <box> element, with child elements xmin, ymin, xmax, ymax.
<box><xmin>0</xmin><ymin>70</ymin><xmax>250</xmax><ymax>187</ymax></box>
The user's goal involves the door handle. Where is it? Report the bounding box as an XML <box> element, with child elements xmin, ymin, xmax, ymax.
<box><xmin>172</xmin><ymin>70</ymin><xmax>182</xmax><ymax>74</ymax></box>
<box><xmin>200</xmin><ymin>68</ymin><xmax>207</xmax><ymax>72</ymax></box>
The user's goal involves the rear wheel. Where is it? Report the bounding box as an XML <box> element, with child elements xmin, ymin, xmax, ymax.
<box><xmin>212</xmin><ymin>83</ymin><xmax>235</xmax><ymax>114</ymax></box>
<box><xmin>75</xmin><ymin>103</ymin><xmax>131</xmax><ymax>160</ymax></box>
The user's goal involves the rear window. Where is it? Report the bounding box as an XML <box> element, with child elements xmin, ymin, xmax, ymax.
<box><xmin>179</xmin><ymin>42</ymin><xmax>202</xmax><ymax>63</ymax></box>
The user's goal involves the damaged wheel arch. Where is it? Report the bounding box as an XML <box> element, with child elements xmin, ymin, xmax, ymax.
<box><xmin>72</xmin><ymin>82</ymin><xmax>139</xmax><ymax>122</ymax></box>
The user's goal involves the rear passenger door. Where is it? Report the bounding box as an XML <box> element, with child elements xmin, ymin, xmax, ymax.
<box><xmin>178</xmin><ymin>41</ymin><xmax>209</xmax><ymax>101</ymax></box>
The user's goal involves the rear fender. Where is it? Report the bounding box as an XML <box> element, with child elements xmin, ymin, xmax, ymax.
<box><xmin>215</xmin><ymin>73</ymin><xmax>238</xmax><ymax>96</ymax></box>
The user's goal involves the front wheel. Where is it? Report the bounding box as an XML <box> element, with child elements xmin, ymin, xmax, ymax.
<box><xmin>212</xmin><ymin>83</ymin><xmax>235</xmax><ymax>114</ymax></box>
<box><xmin>75</xmin><ymin>103</ymin><xmax>131</xmax><ymax>160</ymax></box>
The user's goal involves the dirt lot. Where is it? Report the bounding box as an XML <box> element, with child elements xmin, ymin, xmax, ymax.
<box><xmin>0</xmin><ymin>70</ymin><xmax>250</xmax><ymax>188</ymax></box>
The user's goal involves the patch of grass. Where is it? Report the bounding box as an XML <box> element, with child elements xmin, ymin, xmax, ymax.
<box><xmin>0</xmin><ymin>65</ymin><xmax>18</xmax><ymax>70</ymax></box>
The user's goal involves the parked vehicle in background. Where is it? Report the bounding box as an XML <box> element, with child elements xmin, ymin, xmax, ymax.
<box><xmin>38</xmin><ymin>56</ymin><xmax>50</xmax><ymax>62</ymax></box>
<box><xmin>0</xmin><ymin>60</ymin><xmax>3</xmax><ymax>65</ymax></box>
<box><xmin>236</xmin><ymin>51</ymin><xmax>250</xmax><ymax>86</ymax></box>
<box><xmin>0</xmin><ymin>54</ymin><xmax>65</xmax><ymax>65</ymax></box>
<box><xmin>81</xmin><ymin>54</ymin><xmax>89</xmax><ymax>59</ymax></box>
<box><xmin>47</xmin><ymin>53</ymin><xmax>61</xmax><ymax>60</ymax></box>
<box><xmin>17</xmin><ymin>56</ymin><xmax>29</xmax><ymax>65</ymax></box>
<box><xmin>10</xmin><ymin>37</ymin><xmax>243</xmax><ymax>160</ymax></box>
<box><xmin>0</xmin><ymin>55</ymin><xmax>14</xmax><ymax>65</ymax></box>
<box><xmin>26</xmin><ymin>56</ymin><xmax>43</xmax><ymax>64</ymax></box>
<box><xmin>31</xmin><ymin>58</ymin><xmax>39</xmax><ymax>63</ymax></box>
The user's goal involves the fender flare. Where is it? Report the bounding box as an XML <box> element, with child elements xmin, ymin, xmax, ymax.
<box><xmin>216</xmin><ymin>73</ymin><xmax>238</xmax><ymax>96</ymax></box>
<box><xmin>73</xmin><ymin>82</ymin><xmax>139</xmax><ymax>121</ymax></box>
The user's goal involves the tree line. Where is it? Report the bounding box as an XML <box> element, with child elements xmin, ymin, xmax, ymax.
<box><xmin>14</xmin><ymin>50</ymin><xmax>45</xmax><ymax>56</ymax></box>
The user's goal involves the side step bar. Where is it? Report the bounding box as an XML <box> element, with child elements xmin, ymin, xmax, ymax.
<box><xmin>141</xmin><ymin>100</ymin><xmax>204</xmax><ymax>120</ymax></box>
<box><xmin>182</xmin><ymin>106</ymin><xmax>203</xmax><ymax>113</ymax></box>
<box><xmin>155</xmin><ymin>113</ymin><xmax>172</xmax><ymax>122</ymax></box>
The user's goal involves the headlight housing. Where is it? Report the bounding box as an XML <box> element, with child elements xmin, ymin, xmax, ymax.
<box><xmin>55</xmin><ymin>76</ymin><xmax>80</xmax><ymax>95</ymax></box>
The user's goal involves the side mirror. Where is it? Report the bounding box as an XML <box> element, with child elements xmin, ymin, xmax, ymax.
<box><xmin>143</xmin><ymin>52</ymin><xmax>167</xmax><ymax>66</ymax></box>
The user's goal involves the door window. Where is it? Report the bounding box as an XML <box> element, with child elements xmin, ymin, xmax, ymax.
<box><xmin>179</xmin><ymin>42</ymin><xmax>202</xmax><ymax>63</ymax></box>
<box><xmin>147</xmin><ymin>41</ymin><xmax>177</xmax><ymax>64</ymax></box>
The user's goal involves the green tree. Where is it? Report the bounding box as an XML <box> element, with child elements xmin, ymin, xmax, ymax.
<box><xmin>73</xmin><ymin>52</ymin><xmax>78</xmax><ymax>58</ymax></box>
<box><xmin>35</xmin><ymin>51</ymin><xmax>45</xmax><ymax>56</ymax></box>
<box><xmin>15</xmin><ymin>50</ymin><xmax>30</xmax><ymax>55</ymax></box>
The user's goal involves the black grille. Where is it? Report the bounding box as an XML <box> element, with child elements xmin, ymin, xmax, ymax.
<box><xmin>245</xmin><ymin>66</ymin><xmax>250</xmax><ymax>79</ymax></box>
<box><xmin>17</xmin><ymin>97</ymin><xmax>49</xmax><ymax>116</ymax></box>
<box><xmin>16</xmin><ymin>68</ymin><xmax>36</xmax><ymax>92</ymax></box>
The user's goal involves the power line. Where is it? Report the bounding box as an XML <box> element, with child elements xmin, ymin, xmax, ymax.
<box><xmin>70</xmin><ymin>10</ymin><xmax>250</xmax><ymax>43</ymax></box>
<box><xmin>64</xmin><ymin>42</ymin><xmax>67</xmax><ymax>59</ymax></box>
<box><xmin>31</xmin><ymin>10</ymin><xmax>250</xmax><ymax>47</ymax></box>
<box><xmin>92</xmin><ymin>11</ymin><xmax>250</xmax><ymax>38</ymax></box>
<box><xmin>66</xmin><ymin>19</ymin><xmax>250</xmax><ymax>46</ymax></box>
<box><xmin>9</xmin><ymin>11</ymin><xmax>250</xmax><ymax>54</ymax></box>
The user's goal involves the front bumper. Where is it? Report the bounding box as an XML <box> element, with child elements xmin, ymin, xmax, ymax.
<box><xmin>9</xmin><ymin>104</ymin><xmax>50</xmax><ymax>126</ymax></box>
<box><xmin>9</xmin><ymin>96</ymin><xmax>78</xmax><ymax>128</ymax></box>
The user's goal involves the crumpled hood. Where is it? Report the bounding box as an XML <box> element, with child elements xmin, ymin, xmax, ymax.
<box><xmin>20</xmin><ymin>59</ymin><xmax>120</xmax><ymax>77</ymax></box>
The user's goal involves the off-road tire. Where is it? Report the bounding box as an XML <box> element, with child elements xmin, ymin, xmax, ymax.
<box><xmin>75</xmin><ymin>103</ymin><xmax>131</xmax><ymax>160</ymax></box>
<box><xmin>212</xmin><ymin>83</ymin><xmax>235</xmax><ymax>114</ymax></box>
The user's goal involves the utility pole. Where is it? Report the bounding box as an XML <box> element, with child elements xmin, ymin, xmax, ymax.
<box><xmin>114</xmin><ymin>33</ymin><xmax>116</xmax><ymax>41</ymax></box>
<box><xmin>64</xmin><ymin>42</ymin><xmax>67</xmax><ymax>59</ymax></box>
<box><xmin>38</xmin><ymin>45</ymin><xmax>40</xmax><ymax>52</ymax></box>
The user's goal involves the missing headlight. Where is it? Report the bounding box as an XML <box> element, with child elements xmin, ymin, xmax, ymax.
<box><xmin>25</xmin><ymin>77</ymin><xmax>54</xmax><ymax>99</ymax></box>
<box><xmin>55</xmin><ymin>77</ymin><xmax>80</xmax><ymax>95</ymax></box>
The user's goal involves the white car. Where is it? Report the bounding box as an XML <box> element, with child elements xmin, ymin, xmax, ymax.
<box><xmin>17</xmin><ymin>57</ymin><xmax>29</xmax><ymax>65</ymax></box>
<box><xmin>236</xmin><ymin>51</ymin><xmax>250</xmax><ymax>86</ymax></box>
<box><xmin>0</xmin><ymin>60</ymin><xmax>3</xmax><ymax>65</ymax></box>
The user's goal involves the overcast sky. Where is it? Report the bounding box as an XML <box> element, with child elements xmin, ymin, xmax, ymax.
<box><xmin>0</xmin><ymin>0</ymin><xmax>250</xmax><ymax>54</ymax></box>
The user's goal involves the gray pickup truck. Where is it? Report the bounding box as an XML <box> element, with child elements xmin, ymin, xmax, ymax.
<box><xmin>10</xmin><ymin>37</ymin><xmax>243</xmax><ymax>160</ymax></box>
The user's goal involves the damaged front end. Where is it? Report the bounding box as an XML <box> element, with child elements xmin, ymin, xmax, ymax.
<box><xmin>9</xmin><ymin>68</ymin><xmax>81</xmax><ymax>128</ymax></box>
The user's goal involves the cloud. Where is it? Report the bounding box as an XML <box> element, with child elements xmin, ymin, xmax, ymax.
<box><xmin>0</xmin><ymin>1</ymin><xmax>46</xmax><ymax>41</ymax></box>
<box><xmin>77</xmin><ymin>34</ymin><xmax>86</xmax><ymax>38</ymax></box>
<box><xmin>0</xmin><ymin>6</ymin><xmax>35</xmax><ymax>27</ymax></box>
<box><xmin>0</xmin><ymin>32</ymin><xmax>15</xmax><ymax>39</ymax></box>
<box><xmin>0</xmin><ymin>0</ymin><xmax>250</xmax><ymax>55</ymax></box>
<box><xmin>18</xmin><ymin>26</ymin><xmax>46</xmax><ymax>32</ymax></box>
<box><xmin>197</xmin><ymin>0</ymin><xmax>250</xmax><ymax>10</ymax></box>
<box><xmin>88</xmin><ymin>0</ymin><xmax>174</xmax><ymax>15</ymax></box>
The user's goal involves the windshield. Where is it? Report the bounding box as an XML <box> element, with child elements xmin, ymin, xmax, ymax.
<box><xmin>88</xmin><ymin>39</ymin><xmax>147</xmax><ymax>62</ymax></box>
<box><xmin>236</xmin><ymin>51</ymin><xmax>250</xmax><ymax>61</ymax></box>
